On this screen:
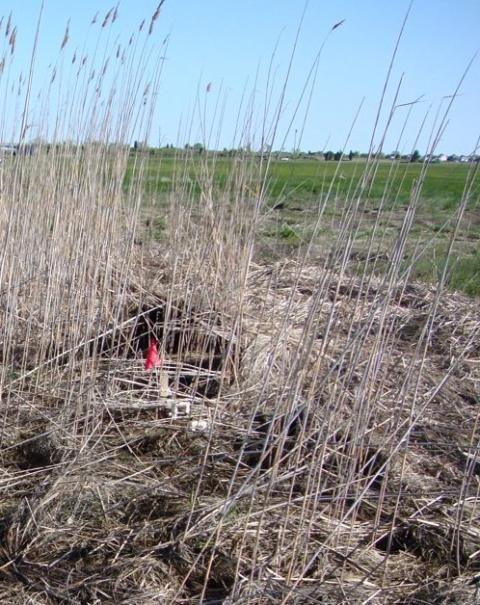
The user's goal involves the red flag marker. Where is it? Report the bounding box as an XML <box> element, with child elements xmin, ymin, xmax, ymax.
<box><xmin>145</xmin><ymin>338</ymin><xmax>161</xmax><ymax>370</ymax></box>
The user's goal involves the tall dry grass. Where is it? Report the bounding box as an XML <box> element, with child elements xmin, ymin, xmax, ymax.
<box><xmin>0</xmin><ymin>5</ymin><xmax>479</xmax><ymax>605</ymax></box>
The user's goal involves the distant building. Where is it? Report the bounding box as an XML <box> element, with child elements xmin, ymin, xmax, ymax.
<box><xmin>436</xmin><ymin>154</ymin><xmax>448</xmax><ymax>162</ymax></box>
<box><xmin>0</xmin><ymin>143</ymin><xmax>37</xmax><ymax>157</ymax></box>
<box><xmin>0</xmin><ymin>144</ymin><xmax>17</xmax><ymax>156</ymax></box>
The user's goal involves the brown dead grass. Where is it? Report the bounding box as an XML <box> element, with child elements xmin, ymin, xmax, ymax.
<box><xmin>1</xmin><ymin>249</ymin><xmax>478</xmax><ymax>604</ymax></box>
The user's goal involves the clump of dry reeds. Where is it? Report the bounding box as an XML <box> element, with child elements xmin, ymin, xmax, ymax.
<box><xmin>0</xmin><ymin>5</ymin><xmax>479</xmax><ymax>605</ymax></box>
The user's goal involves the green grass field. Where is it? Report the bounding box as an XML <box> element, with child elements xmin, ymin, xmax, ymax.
<box><xmin>127</xmin><ymin>153</ymin><xmax>475</xmax><ymax>201</ymax></box>
<box><xmin>126</xmin><ymin>153</ymin><xmax>480</xmax><ymax>296</ymax></box>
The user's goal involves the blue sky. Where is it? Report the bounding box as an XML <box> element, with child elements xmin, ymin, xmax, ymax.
<box><xmin>2</xmin><ymin>1</ymin><xmax>479</xmax><ymax>154</ymax></box>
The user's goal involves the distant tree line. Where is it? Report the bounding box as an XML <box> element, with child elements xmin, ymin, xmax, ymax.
<box><xmin>126</xmin><ymin>142</ymin><xmax>480</xmax><ymax>164</ymax></box>
<box><xmin>2</xmin><ymin>139</ymin><xmax>477</xmax><ymax>164</ymax></box>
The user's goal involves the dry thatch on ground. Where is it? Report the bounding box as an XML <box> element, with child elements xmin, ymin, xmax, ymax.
<box><xmin>1</xmin><ymin>249</ymin><xmax>479</xmax><ymax>604</ymax></box>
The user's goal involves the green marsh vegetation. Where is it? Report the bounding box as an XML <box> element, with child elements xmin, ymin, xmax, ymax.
<box><xmin>129</xmin><ymin>151</ymin><xmax>479</xmax><ymax>295</ymax></box>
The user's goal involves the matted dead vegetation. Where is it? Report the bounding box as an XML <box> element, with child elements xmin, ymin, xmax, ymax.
<box><xmin>1</xmin><ymin>246</ymin><xmax>479</xmax><ymax>604</ymax></box>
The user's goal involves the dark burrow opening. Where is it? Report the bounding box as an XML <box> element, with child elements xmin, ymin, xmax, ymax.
<box><xmin>236</xmin><ymin>406</ymin><xmax>307</xmax><ymax>470</ymax></box>
<box><xmin>374</xmin><ymin>522</ymin><xmax>468</xmax><ymax>570</ymax></box>
<box><xmin>44</xmin><ymin>298</ymin><xmax>239</xmax><ymax>399</ymax></box>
